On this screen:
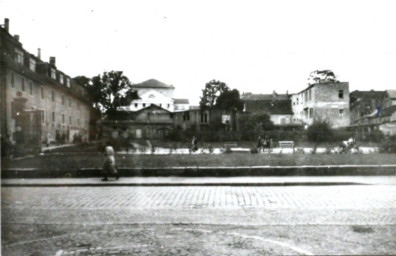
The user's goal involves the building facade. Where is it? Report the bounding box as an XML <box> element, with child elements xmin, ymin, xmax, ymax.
<box><xmin>348</xmin><ymin>90</ymin><xmax>396</xmax><ymax>136</ymax></box>
<box><xmin>291</xmin><ymin>81</ymin><xmax>350</xmax><ymax>128</ymax></box>
<box><xmin>241</xmin><ymin>91</ymin><xmax>297</xmax><ymax>127</ymax></box>
<box><xmin>0</xmin><ymin>19</ymin><xmax>91</xmax><ymax>148</ymax></box>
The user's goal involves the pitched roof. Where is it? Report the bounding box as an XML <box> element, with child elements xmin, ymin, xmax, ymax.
<box><xmin>132</xmin><ymin>79</ymin><xmax>174</xmax><ymax>89</ymax></box>
<box><xmin>134</xmin><ymin>103</ymin><xmax>172</xmax><ymax>113</ymax></box>
<box><xmin>386</xmin><ymin>90</ymin><xmax>396</xmax><ymax>98</ymax></box>
<box><xmin>174</xmin><ymin>98</ymin><xmax>189</xmax><ymax>104</ymax></box>
<box><xmin>241</xmin><ymin>94</ymin><xmax>290</xmax><ymax>101</ymax></box>
<box><xmin>350</xmin><ymin>90</ymin><xmax>386</xmax><ymax>99</ymax></box>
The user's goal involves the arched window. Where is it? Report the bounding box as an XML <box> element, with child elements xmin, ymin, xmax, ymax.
<box><xmin>148</xmin><ymin>94</ymin><xmax>155</xmax><ymax>98</ymax></box>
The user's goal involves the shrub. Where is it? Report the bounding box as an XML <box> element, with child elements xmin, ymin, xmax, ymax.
<box><xmin>306</xmin><ymin>120</ymin><xmax>334</xmax><ymax>143</ymax></box>
<box><xmin>250</xmin><ymin>147</ymin><xmax>258</xmax><ymax>154</ymax></box>
<box><xmin>379</xmin><ymin>135</ymin><xmax>396</xmax><ymax>153</ymax></box>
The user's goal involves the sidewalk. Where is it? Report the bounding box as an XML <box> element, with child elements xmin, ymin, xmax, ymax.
<box><xmin>2</xmin><ymin>176</ymin><xmax>396</xmax><ymax>187</ymax></box>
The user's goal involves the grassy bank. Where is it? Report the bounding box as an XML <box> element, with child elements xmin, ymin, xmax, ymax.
<box><xmin>2</xmin><ymin>153</ymin><xmax>396</xmax><ymax>170</ymax></box>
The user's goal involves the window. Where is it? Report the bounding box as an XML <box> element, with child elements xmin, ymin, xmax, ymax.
<box><xmin>309</xmin><ymin>108</ymin><xmax>313</xmax><ymax>118</ymax></box>
<box><xmin>41</xmin><ymin>111</ymin><xmax>45</xmax><ymax>124</ymax></box>
<box><xmin>167</xmin><ymin>104</ymin><xmax>170</xmax><ymax>108</ymax></box>
<box><xmin>69</xmin><ymin>116</ymin><xmax>72</xmax><ymax>125</ymax></box>
<box><xmin>66</xmin><ymin>78</ymin><xmax>71</xmax><ymax>88</ymax></box>
<box><xmin>77</xmin><ymin>118</ymin><xmax>80</xmax><ymax>125</ymax></box>
<box><xmin>41</xmin><ymin>86</ymin><xmax>44</xmax><ymax>99</ymax></box>
<box><xmin>339</xmin><ymin>109</ymin><xmax>344</xmax><ymax>117</ymax></box>
<box><xmin>51</xmin><ymin>68</ymin><xmax>56</xmax><ymax>79</ymax></box>
<box><xmin>51</xmin><ymin>90</ymin><xmax>55</xmax><ymax>102</ymax></box>
<box><xmin>11</xmin><ymin>72</ymin><xmax>15</xmax><ymax>87</ymax></box>
<box><xmin>62</xmin><ymin>95</ymin><xmax>65</xmax><ymax>105</ymax></box>
<box><xmin>201</xmin><ymin>112</ymin><xmax>208</xmax><ymax>123</ymax></box>
<box><xmin>339</xmin><ymin>90</ymin><xmax>344</xmax><ymax>99</ymax></box>
<box><xmin>69</xmin><ymin>98</ymin><xmax>72</xmax><ymax>107</ymax></box>
<box><xmin>29</xmin><ymin>58</ymin><xmax>36</xmax><ymax>71</ymax></box>
<box><xmin>143</xmin><ymin>103</ymin><xmax>146</xmax><ymax>107</ymax></box>
<box><xmin>59</xmin><ymin>74</ymin><xmax>64</xmax><ymax>84</ymax></box>
<box><xmin>183</xmin><ymin>112</ymin><xmax>190</xmax><ymax>121</ymax></box>
<box><xmin>15</xmin><ymin>48</ymin><xmax>24</xmax><ymax>64</ymax></box>
<box><xmin>52</xmin><ymin>112</ymin><xmax>55</xmax><ymax>122</ymax></box>
<box><xmin>134</xmin><ymin>103</ymin><xmax>138</xmax><ymax>108</ymax></box>
<box><xmin>308</xmin><ymin>90</ymin><xmax>312</xmax><ymax>101</ymax></box>
<box><xmin>21</xmin><ymin>78</ymin><xmax>25</xmax><ymax>91</ymax></box>
<box><xmin>62</xmin><ymin>114</ymin><xmax>65</xmax><ymax>124</ymax></box>
<box><xmin>29</xmin><ymin>82</ymin><xmax>33</xmax><ymax>95</ymax></box>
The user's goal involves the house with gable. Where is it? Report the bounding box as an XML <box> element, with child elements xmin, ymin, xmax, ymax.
<box><xmin>241</xmin><ymin>91</ymin><xmax>297</xmax><ymax>127</ymax></box>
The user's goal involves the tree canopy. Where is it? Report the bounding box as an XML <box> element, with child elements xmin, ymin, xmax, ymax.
<box><xmin>76</xmin><ymin>71</ymin><xmax>138</xmax><ymax>119</ymax></box>
<box><xmin>308</xmin><ymin>70</ymin><xmax>339</xmax><ymax>85</ymax></box>
<box><xmin>199</xmin><ymin>80</ymin><xmax>243</xmax><ymax>111</ymax></box>
<box><xmin>239</xmin><ymin>112</ymin><xmax>274</xmax><ymax>135</ymax></box>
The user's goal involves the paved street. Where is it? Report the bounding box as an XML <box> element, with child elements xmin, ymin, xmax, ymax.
<box><xmin>2</xmin><ymin>183</ymin><xmax>396</xmax><ymax>255</ymax></box>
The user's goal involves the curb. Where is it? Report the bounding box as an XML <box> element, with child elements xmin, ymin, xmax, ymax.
<box><xmin>1</xmin><ymin>181</ymin><xmax>368</xmax><ymax>187</ymax></box>
<box><xmin>2</xmin><ymin>165</ymin><xmax>396</xmax><ymax>179</ymax></box>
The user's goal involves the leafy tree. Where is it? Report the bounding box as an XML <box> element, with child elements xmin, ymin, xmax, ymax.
<box><xmin>80</xmin><ymin>71</ymin><xmax>138</xmax><ymax>119</ymax></box>
<box><xmin>239</xmin><ymin>112</ymin><xmax>274</xmax><ymax>138</ymax></box>
<box><xmin>199</xmin><ymin>80</ymin><xmax>229</xmax><ymax>109</ymax></box>
<box><xmin>306</xmin><ymin>119</ymin><xmax>334</xmax><ymax>143</ymax></box>
<box><xmin>216</xmin><ymin>89</ymin><xmax>244</xmax><ymax>112</ymax></box>
<box><xmin>308</xmin><ymin>70</ymin><xmax>338</xmax><ymax>85</ymax></box>
<box><xmin>199</xmin><ymin>80</ymin><xmax>243</xmax><ymax>112</ymax></box>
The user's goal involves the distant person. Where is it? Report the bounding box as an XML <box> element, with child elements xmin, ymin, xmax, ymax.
<box><xmin>46</xmin><ymin>132</ymin><xmax>51</xmax><ymax>147</ymax></box>
<box><xmin>192</xmin><ymin>136</ymin><xmax>198</xmax><ymax>152</ymax></box>
<box><xmin>102</xmin><ymin>141</ymin><xmax>119</xmax><ymax>181</ymax></box>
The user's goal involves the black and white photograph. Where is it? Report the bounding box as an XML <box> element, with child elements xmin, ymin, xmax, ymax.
<box><xmin>1</xmin><ymin>0</ymin><xmax>396</xmax><ymax>255</ymax></box>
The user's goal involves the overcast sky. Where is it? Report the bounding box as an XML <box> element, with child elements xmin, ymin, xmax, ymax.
<box><xmin>1</xmin><ymin>0</ymin><xmax>395</xmax><ymax>104</ymax></box>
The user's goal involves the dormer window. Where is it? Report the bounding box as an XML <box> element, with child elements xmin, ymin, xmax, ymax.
<box><xmin>29</xmin><ymin>58</ymin><xmax>36</xmax><ymax>71</ymax></box>
<box><xmin>51</xmin><ymin>68</ymin><xmax>56</xmax><ymax>79</ymax></box>
<box><xmin>15</xmin><ymin>48</ymin><xmax>24</xmax><ymax>64</ymax></box>
<box><xmin>66</xmin><ymin>78</ymin><xmax>71</xmax><ymax>88</ymax></box>
<box><xmin>59</xmin><ymin>74</ymin><xmax>64</xmax><ymax>84</ymax></box>
<box><xmin>148</xmin><ymin>94</ymin><xmax>155</xmax><ymax>98</ymax></box>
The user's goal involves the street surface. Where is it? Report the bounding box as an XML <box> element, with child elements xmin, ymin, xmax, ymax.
<box><xmin>2</xmin><ymin>183</ymin><xmax>396</xmax><ymax>255</ymax></box>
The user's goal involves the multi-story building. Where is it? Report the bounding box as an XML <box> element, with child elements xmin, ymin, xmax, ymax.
<box><xmin>349</xmin><ymin>90</ymin><xmax>386</xmax><ymax>124</ymax></box>
<box><xmin>349</xmin><ymin>90</ymin><xmax>396</xmax><ymax>135</ymax></box>
<box><xmin>0</xmin><ymin>18</ymin><xmax>91</xmax><ymax>148</ymax></box>
<box><xmin>291</xmin><ymin>81</ymin><xmax>350</xmax><ymax>128</ymax></box>
<box><xmin>108</xmin><ymin>79</ymin><xmax>191</xmax><ymax>139</ymax></box>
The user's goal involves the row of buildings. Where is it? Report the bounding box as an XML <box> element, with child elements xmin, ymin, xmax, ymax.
<box><xmin>106</xmin><ymin>77</ymin><xmax>395</xmax><ymax>139</ymax></box>
<box><xmin>1</xmin><ymin>18</ymin><xmax>395</xmax><ymax>147</ymax></box>
<box><xmin>1</xmin><ymin>19</ymin><xmax>91</xmax><ymax>150</ymax></box>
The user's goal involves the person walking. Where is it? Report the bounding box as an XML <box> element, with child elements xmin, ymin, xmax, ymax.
<box><xmin>191</xmin><ymin>136</ymin><xmax>198</xmax><ymax>152</ymax></box>
<box><xmin>102</xmin><ymin>141</ymin><xmax>119</xmax><ymax>181</ymax></box>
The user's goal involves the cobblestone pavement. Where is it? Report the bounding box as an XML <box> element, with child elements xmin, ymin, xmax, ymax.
<box><xmin>2</xmin><ymin>185</ymin><xmax>396</xmax><ymax>255</ymax></box>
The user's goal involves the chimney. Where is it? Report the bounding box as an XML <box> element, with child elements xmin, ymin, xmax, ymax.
<box><xmin>37</xmin><ymin>48</ymin><xmax>41</xmax><ymax>59</ymax></box>
<box><xmin>14</xmin><ymin>35</ymin><xmax>19</xmax><ymax>42</ymax></box>
<box><xmin>4</xmin><ymin>18</ymin><xmax>9</xmax><ymax>32</ymax></box>
<box><xmin>286</xmin><ymin>90</ymin><xmax>288</xmax><ymax>96</ymax></box>
<box><xmin>49</xmin><ymin>56</ymin><xmax>56</xmax><ymax>66</ymax></box>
